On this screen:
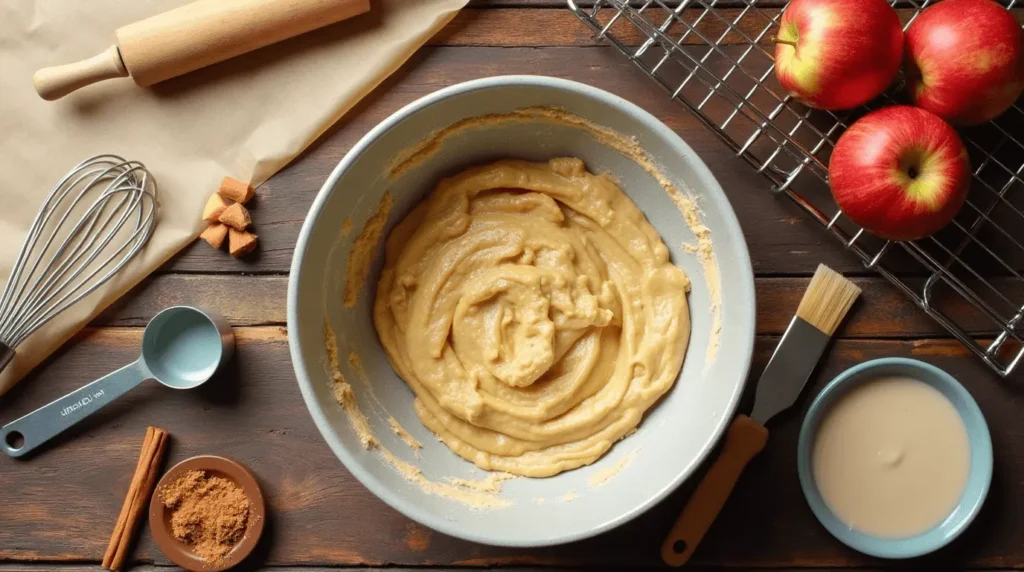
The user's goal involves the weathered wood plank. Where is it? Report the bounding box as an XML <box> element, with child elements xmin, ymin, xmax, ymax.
<box><xmin>0</xmin><ymin>328</ymin><xmax>1016</xmax><ymax>568</ymax></box>
<box><xmin>435</xmin><ymin>8</ymin><xmax>611</xmax><ymax>46</ymax></box>
<box><xmin>95</xmin><ymin>275</ymin><xmax>288</xmax><ymax>327</ymax></box>
<box><xmin>759</xmin><ymin>276</ymin><xmax>1024</xmax><ymax>339</ymax></box>
<box><xmin>437</xmin><ymin>8</ymin><xmax>1007</xmax><ymax>47</ymax></box>
<box><xmin>163</xmin><ymin>46</ymin><xmax>866</xmax><ymax>276</ymax></box>
<box><xmin>435</xmin><ymin>7</ymin><xmax>774</xmax><ymax>47</ymax></box>
<box><xmin>0</xmin><ymin>567</ymin><xmax>967</xmax><ymax>572</ymax></box>
<box><xmin>473</xmin><ymin>0</ymin><xmax>1007</xmax><ymax>8</ymax></box>
<box><xmin>473</xmin><ymin>0</ymin><xmax>789</xmax><ymax>7</ymax></box>
<box><xmin>92</xmin><ymin>274</ymin><xmax>1024</xmax><ymax>340</ymax></box>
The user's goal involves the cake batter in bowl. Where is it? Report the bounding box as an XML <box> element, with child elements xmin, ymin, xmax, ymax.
<box><xmin>288</xmin><ymin>76</ymin><xmax>755</xmax><ymax>546</ymax></box>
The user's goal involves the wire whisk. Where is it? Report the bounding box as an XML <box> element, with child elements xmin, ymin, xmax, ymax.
<box><xmin>0</xmin><ymin>155</ymin><xmax>158</xmax><ymax>374</ymax></box>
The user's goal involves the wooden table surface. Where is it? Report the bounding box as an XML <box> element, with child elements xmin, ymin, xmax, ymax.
<box><xmin>3</xmin><ymin>2</ymin><xmax>1023</xmax><ymax>570</ymax></box>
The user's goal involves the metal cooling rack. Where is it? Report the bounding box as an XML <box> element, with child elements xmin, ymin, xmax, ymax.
<box><xmin>568</xmin><ymin>0</ymin><xmax>1024</xmax><ymax>376</ymax></box>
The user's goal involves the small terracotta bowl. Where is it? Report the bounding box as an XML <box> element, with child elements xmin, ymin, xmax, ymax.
<box><xmin>149</xmin><ymin>455</ymin><xmax>266</xmax><ymax>571</ymax></box>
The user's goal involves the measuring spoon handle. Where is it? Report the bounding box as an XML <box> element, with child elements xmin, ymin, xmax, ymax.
<box><xmin>0</xmin><ymin>360</ymin><xmax>150</xmax><ymax>457</ymax></box>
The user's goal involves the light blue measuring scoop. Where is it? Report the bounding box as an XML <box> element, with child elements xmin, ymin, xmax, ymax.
<box><xmin>0</xmin><ymin>306</ymin><xmax>234</xmax><ymax>457</ymax></box>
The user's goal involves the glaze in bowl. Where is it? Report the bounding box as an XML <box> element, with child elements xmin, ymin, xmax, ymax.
<box><xmin>287</xmin><ymin>76</ymin><xmax>756</xmax><ymax>546</ymax></box>
<box><xmin>798</xmin><ymin>357</ymin><xmax>993</xmax><ymax>559</ymax></box>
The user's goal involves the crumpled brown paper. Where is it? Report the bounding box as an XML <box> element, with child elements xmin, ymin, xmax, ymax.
<box><xmin>0</xmin><ymin>0</ymin><xmax>468</xmax><ymax>396</ymax></box>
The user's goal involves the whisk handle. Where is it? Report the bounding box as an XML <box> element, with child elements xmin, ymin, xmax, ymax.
<box><xmin>0</xmin><ymin>360</ymin><xmax>148</xmax><ymax>458</ymax></box>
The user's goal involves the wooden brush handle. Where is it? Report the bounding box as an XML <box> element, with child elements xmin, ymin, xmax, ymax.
<box><xmin>661</xmin><ymin>415</ymin><xmax>768</xmax><ymax>567</ymax></box>
<box><xmin>33</xmin><ymin>46</ymin><xmax>128</xmax><ymax>101</ymax></box>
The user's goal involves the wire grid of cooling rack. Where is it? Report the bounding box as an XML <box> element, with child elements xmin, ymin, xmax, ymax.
<box><xmin>568</xmin><ymin>0</ymin><xmax>1024</xmax><ymax>376</ymax></box>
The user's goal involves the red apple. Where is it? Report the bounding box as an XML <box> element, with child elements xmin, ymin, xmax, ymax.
<box><xmin>774</xmin><ymin>0</ymin><xmax>903</xmax><ymax>110</ymax></box>
<box><xmin>905</xmin><ymin>0</ymin><xmax>1024</xmax><ymax>126</ymax></box>
<box><xmin>829</xmin><ymin>106</ymin><xmax>970</xmax><ymax>241</ymax></box>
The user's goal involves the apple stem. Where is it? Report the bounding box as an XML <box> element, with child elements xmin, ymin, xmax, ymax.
<box><xmin>771</xmin><ymin>36</ymin><xmax>798</xmax><ymax>48</ymax></box>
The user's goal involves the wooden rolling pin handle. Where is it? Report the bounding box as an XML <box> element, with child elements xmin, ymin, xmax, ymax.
<box><xmin>661</xmin><ymin>415</ymin><xmax>769</xmax><ymax>567</ymax></box>
<box><xmin>33</xmin><ymin>45</ymin><xmax>129</xmax><ymax>101</ymax></box>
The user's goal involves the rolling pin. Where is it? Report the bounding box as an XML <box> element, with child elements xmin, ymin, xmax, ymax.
<box><xmin>33</xmin><ymin>0</ymin><xmax>371</xmax><ymax>101</ymax></box>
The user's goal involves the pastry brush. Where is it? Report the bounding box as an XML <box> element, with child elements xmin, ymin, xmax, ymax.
<box><xmin>661</xmin><ymin>263</ymin><xmax>861</xmax><ymax>567</ymax></box>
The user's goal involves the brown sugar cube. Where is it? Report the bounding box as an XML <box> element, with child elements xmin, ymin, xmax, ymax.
<box><xmin>202</xmin><ymin>193</ymin><xmax>230</xmax><ymax>222</ymax></box>
<box><xmin>228</xmin><ymin>228</ymin><xmax>258</xmax><ymax>257</ymax></box>
<box><xmin>199</xmin><ymin>223</ymin><xmax>228</xmax><ymax>249</ymax></box>
<box><xmin>217</xmin><ymin>177</ymin><xmax>254</xmax><ymax>204</ymax></box>
<box><xmin>218</xmin><ymin>202</ymin><xmax>251</xmax><ymax>231</ymax></box>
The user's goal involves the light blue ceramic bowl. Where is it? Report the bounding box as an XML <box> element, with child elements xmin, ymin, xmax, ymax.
<box><xmin>287</xmin><ymin>76</ymin><xmax>756</xmax><ymax>546</ymax></box>
<box><xmin>797</xmin><ymin>357</ymin><xmax>993</xmax><ymax>559</ymax></box>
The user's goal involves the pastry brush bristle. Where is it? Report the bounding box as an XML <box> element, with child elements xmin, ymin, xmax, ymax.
<box><xmin>795</xmin><ymin>264</ymin><xmax>861</xmax><ymax>336</ymax></box>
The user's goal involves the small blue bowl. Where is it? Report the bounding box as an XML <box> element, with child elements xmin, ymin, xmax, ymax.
<box><xmin>797</xmin><ymin>357</ymin><xmax>993</xmax><ymax>559</ymax></box>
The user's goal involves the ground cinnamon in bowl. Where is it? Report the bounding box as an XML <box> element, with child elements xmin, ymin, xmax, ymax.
<box><xmin>161</xmin><ymin>469</ymin><xmax>251</xmax><ymax>564</ymax></box>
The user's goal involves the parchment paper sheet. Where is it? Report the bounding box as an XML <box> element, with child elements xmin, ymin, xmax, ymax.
<box><xmin>0</xmin><ymin>0</ymin><xmax>468</xmax><ymax>396</ymax></box>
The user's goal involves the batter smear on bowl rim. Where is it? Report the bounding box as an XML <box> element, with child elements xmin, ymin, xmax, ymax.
<box><xmin>374</xmin><ymin>157</ymin><xmax>691</xmax><ymax>477</ymax></box>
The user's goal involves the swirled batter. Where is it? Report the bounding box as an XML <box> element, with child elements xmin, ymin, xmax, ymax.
<box><xmin>373</xmin><ymin>158</ymin><xmax>691</xmax><ymax>477</ymax></box>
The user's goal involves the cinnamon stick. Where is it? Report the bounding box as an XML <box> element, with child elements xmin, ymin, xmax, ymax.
<box><xmin>102</xmin><ymin>426</ymin><xmax>169</xmax><ymax>571</ymax></box>
<box><xmin>102</xmin><ymin>427</ymin><xmax>152</xmax><ymax>567</ymax></box>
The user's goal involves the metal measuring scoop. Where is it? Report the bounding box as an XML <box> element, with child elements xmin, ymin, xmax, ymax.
<box><xmin>0</xmin><ymin>306</ymin><xmax>233</xmax><ymax>457</ymax></box>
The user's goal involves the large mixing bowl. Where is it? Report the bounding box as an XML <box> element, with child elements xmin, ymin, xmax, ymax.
<box><xmin>288</xmin><ymin>76</ymin><xmax>755</xmax><ymax>547</ymax></box>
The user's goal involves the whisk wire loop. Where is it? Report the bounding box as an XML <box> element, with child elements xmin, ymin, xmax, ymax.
<box><xmin>0</xmin><ymin>155</ymin><xmax>158</xmax><ymax>351</ymax></box>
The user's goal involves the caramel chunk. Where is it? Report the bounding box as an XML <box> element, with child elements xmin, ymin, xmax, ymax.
<box><xmin>218</xmin><ymin>202</ymin><xmax>251</xmax><ymax>231</ymax></box>
<box><xmin>201</xmin><ymin>194</ymin><xmax>229</xmax><ymax>222</ymax></box>
<box><xmin>199</xmin><ymin>223</ymin><xmax>228</xmax><ymax>249</ymax></box>
<box><xmin>217</xmin><ymin>176</ymin><xmax>254</xmax><ymax>204</ymax></box>
<box><xmin>228</xmin><ymin>228</ymin><xmax>258</xmax><ymax>257</ymax></box>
